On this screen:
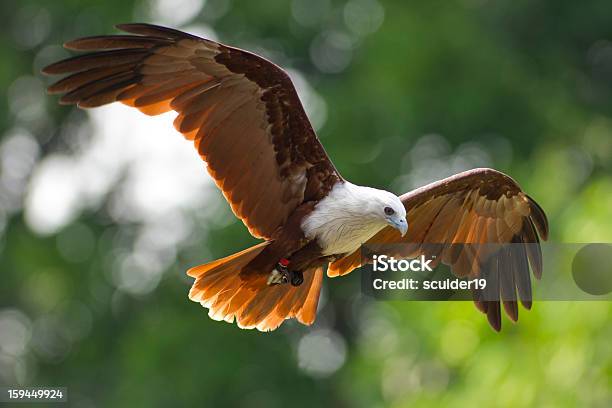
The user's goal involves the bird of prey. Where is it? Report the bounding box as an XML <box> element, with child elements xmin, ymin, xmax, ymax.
<box><xmin>43</xmin><ymin>24</ymin><xmax>549</xmax><ymax>332</ymax></box>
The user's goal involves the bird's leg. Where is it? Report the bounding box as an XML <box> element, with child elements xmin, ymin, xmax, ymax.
<box><xmin>267</xmin><ymin>258</ymin><xmax>304</xmax><ymax>286</ymax></box>
<box><xmin>267</xmin><ymin>258</ymin><xmax>290</xmax><ymax>285</ymax></box>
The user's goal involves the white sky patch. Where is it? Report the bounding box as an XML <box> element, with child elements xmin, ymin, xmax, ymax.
<box><xmin>148</xmin><ymin>0</ymin><xmax>205</xmax><ymax>27</ymax></box>
<box><xmin>25</xmin><ymin>104</ymin><xmax>218</xmax><ymax>295</ymax></box>
<box><xmin>24</xmin><ymin>156</ymin><xmax>81</xmax><ymax>234</ymax></box>
<box><xmin>25</xmin><ymin>105</ymin><xmax>214</xmax><ymax>236</ymax></box>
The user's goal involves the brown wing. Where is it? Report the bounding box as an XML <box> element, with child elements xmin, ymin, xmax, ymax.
<box><xmin>328</xmin><ymin>168</ymin><xmax>549</xmax><ymax>331</ymax></box>
<box><xmin>42</xmin><ymin>24</ymin><xmax>341</xmax><ymax>239</ymax></box>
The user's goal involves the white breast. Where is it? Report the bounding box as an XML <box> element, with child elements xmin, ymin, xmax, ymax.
<box><xmin>301</xmin><ymin>181</ymin><xmax>388</xmax><ymax>256</ymax></box>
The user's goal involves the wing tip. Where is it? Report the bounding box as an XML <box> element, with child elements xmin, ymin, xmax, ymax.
<box><xmin>41</xmin><ymin>62</ymin><xmax>62</xmax><ymax>76</ymax></box>
<box><xmin>503</xmin><ymin>301</ymin><xmax>519</xmax><ymax>322</ymax></box>
<box><xmin>488</xmin><ymin>317</ymin><xmax>502</xmax><ymax>332</ymax></box>
<box><xmin>527</xmin><ymin>195</ymin><xmax>549</xmax><ymax>241</ymax></box>
<box><xmin>521</xmin><ymin>299</ymin><xmax>532</xmax><ymax>310</ymax></box>
<box><xmin>115</xmin><ymin>22</ymin><xmax>200</xmax><ymax>40</ymax></box>
<box><xmin>486</xmin><ymin>302</ymin><xmax>502</xmax><ymax>332</ymax></box>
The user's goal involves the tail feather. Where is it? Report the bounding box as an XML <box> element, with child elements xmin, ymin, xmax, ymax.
<box><xmin>297</xmin><ymin>269</ymin><xmax>323</xmax><ymax>324</ymax></box>
<box><xmin>188</xmin><ymin>243</ymin><xmax>323</xmax><ymax>331</ymax></box>
<box><xmin>187</xmin><ymin>242</ymin><xmax>269</xmax><ymax>278</ymax></box>
<box><xmin>238</xmin><ymin>286</ymin><xmax>287</xmax><ymax>328</ymax></box>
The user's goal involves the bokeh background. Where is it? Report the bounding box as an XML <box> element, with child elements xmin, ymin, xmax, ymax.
<box><xmin>1</xmin><ymin>0</ymin><xmax>611</xmax><ymax>406</ymax></box>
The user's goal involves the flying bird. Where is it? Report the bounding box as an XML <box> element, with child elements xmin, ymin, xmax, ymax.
<box><xmin>43</xmin><ymin>24</ymin><xmax>549</xmax><ymax>332</ymax></box>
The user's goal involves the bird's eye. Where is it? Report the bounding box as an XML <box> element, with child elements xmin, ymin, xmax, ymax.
<box><xmin>384</xmin><ymin>206</ymin><xmax>395</xmax><ymax>216</ymax></box>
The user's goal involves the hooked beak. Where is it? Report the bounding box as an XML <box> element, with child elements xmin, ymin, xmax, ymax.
<box><xmin>389</xmin><ymin>217</ymin><xmax>408</xmax><ymax>237</ymax></box>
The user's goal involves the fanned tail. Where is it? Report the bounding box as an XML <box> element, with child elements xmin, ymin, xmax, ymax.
<box><xmin>187</xmin><ymin>243</ymin><xmax>323</xmax><ymax>331</ymax></box>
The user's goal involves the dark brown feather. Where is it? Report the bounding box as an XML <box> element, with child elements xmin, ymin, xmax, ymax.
<box><xmin>59</xmin><ymin>71</ymin><xmax>139</xmax><ymax>104</ymax></box>
<box><xmin>47</xmin><ymin>63</ymin><xmax>137</xmax><ymax>94</ymax></box>
<box><xmin>43</xmin><ymin>23</ymin><xmax>342</xmax><ymax>240</ymax></box>
<box><xmin>64</xmin><ymin>35</ymin><xmax>172</xmax><ymax>50</ymax></box>
<box><xmin>527</xmin><ymin>195</ymin><xmax>549</xmax><ymax>240</ymax></box>
<box><xmin>42</xmin><ymin>49</ymin><xmax>148</xmax><ymax>74</ymax></box>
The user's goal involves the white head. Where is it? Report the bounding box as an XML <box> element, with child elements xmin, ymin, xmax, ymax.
<box><xmin>301</xmin><ymin>181</ymin><xmax>409</xmax><ymax>255</ymax></box>
<box><xmin>335</xmin><ymin>183</ymin><xmax>408</xmax><ymax>236</ymax></box>
<box><xmin>364</xmin><ymin>187</ymin><xmax>408</xmax><ymax>236</ymax></box>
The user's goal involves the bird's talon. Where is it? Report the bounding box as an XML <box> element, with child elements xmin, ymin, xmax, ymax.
<box><xmin>267</xmin><ymin>260</ymin><xmax>303</xmax><ymax>286</ymax></box>
<box><xmin>290</xmin><ymin>270</ymin><xmax>304</xmax><ymax>286</ymax></box>
<box><xmin>267</xmin><ymin>264</ymin><xmax>290</xmax><ymax>286</ymax></box>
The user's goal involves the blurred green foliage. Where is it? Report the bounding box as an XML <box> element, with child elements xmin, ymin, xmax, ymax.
<box><xmin>0</xmin><ymin>0</ymin><xmax>611</xmax><ymax>407</ymax></box>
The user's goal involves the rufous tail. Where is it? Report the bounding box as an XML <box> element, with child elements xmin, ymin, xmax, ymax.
<box><xmin>187</xmin><ymin>243</ymin><xmax>323</xmax><ymax>332</ymax></box>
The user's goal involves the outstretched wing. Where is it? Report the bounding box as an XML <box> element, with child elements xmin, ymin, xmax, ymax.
<box><xmin>328</xmin><ymin>168</ymin><xmax>549</xmax><ymax>330</ymax></box>
<box><xmin>43</xmin><ymin>23</ymin><xmax>341</xmax><ymax>239</ymax></box>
